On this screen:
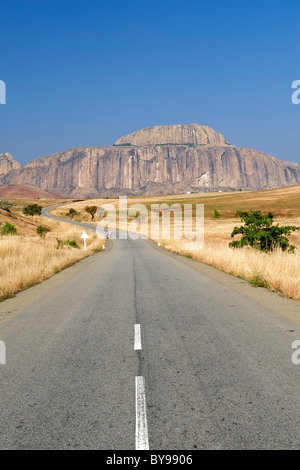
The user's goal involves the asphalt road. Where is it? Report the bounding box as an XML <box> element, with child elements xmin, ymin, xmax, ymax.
<box><xmin>0</xmin><ymin>207</ymin><xmax>299</xmax><ymax>449</ymax></box>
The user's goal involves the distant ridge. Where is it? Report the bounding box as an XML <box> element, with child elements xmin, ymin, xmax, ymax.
<box><xmin>0</xmin><ymin>184</ymin><xmax>63</xmax><ymax>199</ymax></box>
<box><xmin>1</xmin><ymin>124</ymin><xmax>300</xmax><ymax>197</ymax></box>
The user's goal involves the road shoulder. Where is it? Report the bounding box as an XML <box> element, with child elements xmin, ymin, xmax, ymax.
<box><xmin>0</xmin><ymin>239</ymin><xmax>113</xmax><ymax>327</ymax></box>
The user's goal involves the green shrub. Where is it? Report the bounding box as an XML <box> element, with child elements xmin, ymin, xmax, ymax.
<box><xmin>23</xmin><ymin>204</ymin><xmax>42</xmax><ymax>216</ymax></box>
<box><xmin>229</xmin><ymin>210</ymin><xmax>299</xmax><ymax>253</ymax></box>
<box><xmin>249</xmin><ymin>275</ymin><xmax>270</xmax><ymax>288</ymax></box>
<box><xmin>213</xmin><ymin>209</ymin><xmax>220</xmax><ymax>219</ymax></box>
<box><xmin>56</xmin><ymin>238</ymin><xmax>79</xmax><ymax>249</ymax></box>
<box><xmin>1</xmin><ymin>223</ymin><xmax>17</xmax><ymax>235</ymax></box>
<box><xmin>36</xmin><ymin>225</ymin><xmax>50</xmax><ymax>238</ymax></box>
<box><xmin>66</xmin><ymin>208</ymin><xmax>78</xmax><ymax>218</ymax></box>
<box><xmin>63</xmin><ymin>239</ymin><xmax>79</xmax><ymax>249</ymax></box>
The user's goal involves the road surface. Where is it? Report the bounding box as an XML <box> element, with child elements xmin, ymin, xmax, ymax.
<box><xmin>0</xmin><ymin>206</ymin><xmax>299</xmax><ymax>449</ymax></box>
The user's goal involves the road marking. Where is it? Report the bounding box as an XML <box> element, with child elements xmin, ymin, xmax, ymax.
<box><xmin>0</xmin><ymin>340</ymin><xmax>6</xmax><ymax>364</ymax></box>
<box><xmin>134</xmin><ymin>324</ymin><xmax>142</xmax><ymax>350</ymax></box>
<box><xmin>135</xmin><ymin>376</ymin><xmax>149</xmax><ymax>450</ymax></box>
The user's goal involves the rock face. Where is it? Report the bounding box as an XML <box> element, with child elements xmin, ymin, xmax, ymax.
<box><xmin>1</xmin><ymin>124</ymin><xmax>300</xmax><ymax>197</ymax></box>
<box><xmin>115</xmin><ymin>124</ymin><xmax>227</xmax><ymax>146</ymax></box>
<box><xmin>0</xmin><ymin>153</ymin><xmax>20</xmax><ymax>176</ymax></box>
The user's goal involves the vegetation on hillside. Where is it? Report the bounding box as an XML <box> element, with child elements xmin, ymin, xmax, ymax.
<box><xmin>1</xmin><ymin>223</ymin><xmax>17</xmax><ymax>235</ymax></box>
<box><xmin>0</xmin><ymin>198</ymin><xmax>105</xmax><ymax>303</ymax></box>
<box><xmin>23</xmin><ymin>204</ymin><xmax>42</xmax><ymax>216</ymax></box>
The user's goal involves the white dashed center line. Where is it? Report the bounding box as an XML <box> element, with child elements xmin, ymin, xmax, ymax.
<box><xmin>134</xmin><ymin>324</ymin><xmax>142</xmax><ymax>350</ymax></box>
<box><xmin>135</xmin><ymin>376</ymin><xmax>149</xmax><ymax>450</ymax></box>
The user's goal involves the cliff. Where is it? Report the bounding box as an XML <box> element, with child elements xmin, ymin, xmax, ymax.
<box><xmin>1</xmin><ymin>124</ymin><xmax>300</xmax><ymax>197</ymax></box>
<box><xmin>0</xmin><ymin>153</ymin><xmax>21</xmax><ymax>176</ymax></box>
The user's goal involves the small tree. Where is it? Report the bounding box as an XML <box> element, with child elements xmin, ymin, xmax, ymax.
<box><xmin>23</xmin><ymin>204</ymin><xmax>42</xmax><ymax>216</ymax></box>
<box><xmin>85</xmin><ymin>206</ymin><xmax>97</xmax><ymax>220</ymax></box>
<box><xmin>67</xmin><ymin>208</ymin><xmax>78</xmax><ymax>219</ymax></box>
<box><xmin>36</xmin><ymin>225</ymin><xmax>50</xmax><ymax>238</ymax></box>
<box><xmin>213</xmin><ymin>209</ymin><xmax>220</xmax><ymax>219</ymax></box>
<box><xmin>229</xmin><ymin>210</ymin><xmax>299</xmax><ymax>253</ymax></box>
<box><xmin>1</xmin><ymin>223</ymin><xmax>17</xmax><ymax>235</ymax></box>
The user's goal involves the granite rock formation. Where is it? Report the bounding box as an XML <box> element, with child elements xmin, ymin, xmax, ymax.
<box><xmin>1</xmin><ymin>125</ymin><xmax>300</xmax><ymax>197</ymax></box>
<box><xmin>0</xmin><ymin>153</ymin><xmax>21</xmax><ymax>176</ymax></box>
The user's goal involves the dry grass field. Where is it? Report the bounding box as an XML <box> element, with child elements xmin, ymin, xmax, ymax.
<box><xmin>53</xmin><ymin>185</ymin><xmax>300</xmax><ymax>301</ymax></box>
<box><xmin>3</xmin><ymin>186</ymin><xmax>298</xmax><ymax>302</ymax></box>
<box><xmin>161</xmin><ymin>217</ymin><xmax>300</xmax><ymax>300</ymax></box>
<box><xmin>0</xmin><ymin>198</ymin><xmax>105</xmax><ymax>301</ymax></box>
<box><xmin>158</xmin><ymin>187</ymin><xmax>300</xmax><ymax>300</ymax></box>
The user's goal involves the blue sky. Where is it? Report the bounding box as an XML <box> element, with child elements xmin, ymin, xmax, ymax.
<box><xmin>0</xmin><ymin>0</ymin><xmax>299</xmax><ymax>166</ymax></box>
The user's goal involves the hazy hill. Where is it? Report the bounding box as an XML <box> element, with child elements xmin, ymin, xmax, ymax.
<box><xmin>0</xmin><ymin>184</ymin><xmax>63</xmax><ymax>199</ymax></box>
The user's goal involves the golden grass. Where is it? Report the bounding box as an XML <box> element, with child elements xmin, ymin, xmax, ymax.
<box><xmin>160</xmin><ymin>218</ymin><xmax>300</xmax><ymax>300</ymax></box>
<box><xmin>48</xmin><ymin>186</ymin><xmax>300</xmax><ymax>301</ymax></box>
<box><xmin>0</xmin><ymin>217</ymin><xmax>105</xmax><ymax>301</ymax></box>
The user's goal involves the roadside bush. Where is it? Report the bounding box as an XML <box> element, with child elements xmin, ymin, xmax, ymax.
<box><xmin>66</xmin><ymin>208</ymin><xmax>78</xmax><ymax>218</ymax></box>
<box><xmin>36</xmin><ymin>225</ymin><xmax>50</xmax><ymax>238</ymax></box>
<box><xmin>213</xmin><ymin>209</ymin><xmax>221</xmax><ymax>219</ymax></box>
<box><xmin>1</xmin><ymin>223</ymin><xmax>17</xmax><ymax>235</ymax></box>
<box><xmin>56</xmin><ymin>238</ymin><xmax>79</xmax><ymax>249</ymax></box>
<box><xmin>23</xmin><ymin>204</ymin><xmax>42</xmax><ymax>216</ymax></box>
<box><xmin>63</xmin><ymin>239</ymin><xmax>79</xmax><ymax>249</ymax></box>
<box><xmin>229</xmin><ymin>210</ymin><xmax>300</xmax><ymax>253</ymax></box>
<box><xmin>249</xmin><ymin>275</ymin><xmax>270</xmax><ymax>288</ymax></box>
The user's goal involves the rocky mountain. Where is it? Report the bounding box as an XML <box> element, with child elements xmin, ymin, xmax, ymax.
<box><xmin>0</xmin><ymin>153</ymin><xmax>20</xmax><ymax>176</ymax></box>
<box><xmin>1</xmin><ymin>124</ymin><xmax>300</xmax><ymax>197</ymax></box>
